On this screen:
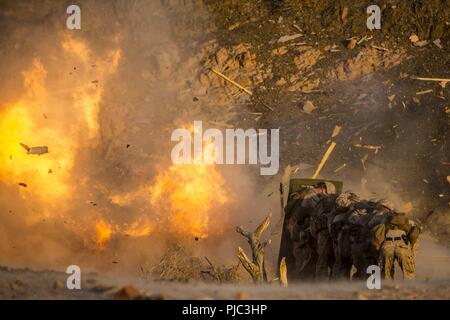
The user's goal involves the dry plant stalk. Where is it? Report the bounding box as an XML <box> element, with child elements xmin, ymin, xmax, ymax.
<box><xmin>236</xmin><ymin>212</ymin><xmax>272</xmax><ymax>283</ymax></box>
<box><xmin>279</xmin><ymin>257</ymin><xmax>288</xmax><ymax>287</ymax></box>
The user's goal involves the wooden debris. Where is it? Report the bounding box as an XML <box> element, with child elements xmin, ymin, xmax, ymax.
<box><xmin>19</xmin><ymin>143</ymin><xmax>49</xmax><ymax>155</ymax></box>
<box><xmin>416</xmin><ymin>89</ymin><xmax>434</xmax><ymax>96</ymax></box>
<box><xmin>312</xmin><ymin>142</ymin><xmax>337</xmax><ymax>179</ymax></box>
<box><xmin>236</xmin><ymin>213</ymin><xmax>272</xmax><ymax>283</ymax></box>
<box><xmin>277</xmin><ymin>33</ymin><xmax>302</xmax><ymax>43</ymax></box>
<box><xmin>371</xmin><ymin>45</ymin><xmax>389</xmax><ymax>52</ymax></box>
<box><xmin>413</xmin><ymin>77</ymin><xmax>450</xmax><ymax>84</ymax></box>
<box><xmin>414</xmin><ymin>40</ymin><xmax>428</xmax><ymax>47</ymax></box>
<box><xmin>361</xmin><ymin>154</ymin><xmax>369</xmax><ymax>171</ymax></box>
<box><xmin>409</xmin><ymin>34</ymin><xmax>419</xmax><ymax>44</ymax></box>
<box><xmin>433</xmin><ymin>39</ymin><xmax>443</xmax><ymax>49</ymax></box>
<box><xmin>292</xmin><ymin>24</ymin><xmax>302</xmax><ymax>33</ymax></box>
<box><xmin>211</xmin><ymin>69</ymin><xmax>253</xmax><ymax>95</ymax></box>
<box><xmin>354</xmin><ymin>143</ymin><xmax>382</xmax><ymax>154</ymax></box>
<box><xmin>302</xmin><ymin>100</ymin><xmax>316</xmax><ymax>113</ymax></box>
<box><xmin>331</xmin><ymin>125</ymin><xmax>342</xmax><ymax>138</ymax></box>
<box><xmin>279</xmin><ymin>257</ymin><xmax>288</xmax><ymax>287</ymax></box>
<box><xmin>228</xmin><ymin>22</ymin><xmax>240</xmax><ymax>31</ymax></box>
<box><xmin>334</xmin><ymin>163</ymin><xmax>347</xmax><ymax>173</ymax></box>
<box><xmin>347</xmin><ymin>38</ymin><xmax>357</xmax><ymax>49</ymax></box>
<box><xmin>211</xmin><ymin>68</ymin><xmax>273</xmax><ymax>112</ymax></box>
<box><xmin>357</xmin><ymin>35</ymin><xmax>372</xmax><ymax>45</ymax></box>
<box><xmin>260</xmin><ymin>101</ymin><xmax>274</xmax><ymax>112</ymax></box>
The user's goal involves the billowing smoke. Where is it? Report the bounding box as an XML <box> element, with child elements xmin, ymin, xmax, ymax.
<box><xmin>0</xmin><ymin>0</ymin><xmax>277</xmax><ymax>275</ymax></box>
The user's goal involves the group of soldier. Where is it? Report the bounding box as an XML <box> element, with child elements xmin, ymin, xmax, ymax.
<box><xmin>285</xmin><ymin>182</ymin><xmax>420</xmax><ymax>281</ymax></box>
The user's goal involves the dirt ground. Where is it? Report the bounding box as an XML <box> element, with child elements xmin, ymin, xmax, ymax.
<box><xmin>0</xmin><ymin>234</ymin><xmax>449</xmax><ymax>300</ymax></box>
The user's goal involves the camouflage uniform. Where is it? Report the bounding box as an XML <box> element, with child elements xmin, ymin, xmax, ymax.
<box><xmin>329</xmin><ymin>192</ymin><xmax>360</xmax><ymax>279</ymax></box>
<box><xmin>288</xmin><ymin>186</ymin><xmax>324</xmax><ymax>279</ymax></box>
<box><xmin>348</xmin><ymin>201</ymin><xmax>379</xmax><ymax>280</ymax></box>
<box><xmin>372</xmin><ymin>214</ymin><xmax>420</xmax><ymax>280</ymax></box>
<box><xmin>310</xmin><ymin>195</ymin><xmax>336</xmax><ymax>279</ymax></box>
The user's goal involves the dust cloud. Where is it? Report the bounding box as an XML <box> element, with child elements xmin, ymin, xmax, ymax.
<box><xmin>0</xmin><ymin>0</ymin><xmax>275</xmax><ymax>275</ymax></box>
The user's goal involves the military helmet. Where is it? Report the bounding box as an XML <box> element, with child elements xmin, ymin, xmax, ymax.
<box><xmin>389</xmin><ymin>213</ymin><xmax>408</xmax><ymax>226</ymax></box>
<box><xmin>336</xmin><ymin>191</ymin><xmax>360</xmax><ymax>209</ymax></box>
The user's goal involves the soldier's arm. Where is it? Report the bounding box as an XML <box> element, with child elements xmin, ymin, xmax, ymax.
<box><xmin>408</xmin><ymin>225</ymin><xmax>420</xmax><ymax>246</ymax></box>
<box><xmin>371</xmin><ymin>224</ymin><xmax>386</xmax><ymax>251</ymax></box>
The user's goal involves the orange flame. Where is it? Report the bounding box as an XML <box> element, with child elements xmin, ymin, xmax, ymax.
<box><xmin>95</xmin><ymin>219</ymin><xmax>113</xmax><ymax>248</ymax></box>
<box><xmin>149</xmin><ymin>161</ymin><xmax>229</xmax><ymax>239</ymax></box>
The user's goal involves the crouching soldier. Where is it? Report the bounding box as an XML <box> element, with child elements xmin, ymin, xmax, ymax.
<box><xmin>310</xmin><ymin>194</ymin><xmax>337</xmax><ymax>279</ymax></box>
<box><xmin>372</xmin><ymin>213</ymin><xmax>420</xmax><ymax>280</ymax></box>
<box><xmin>287</xmin><ymin>182</ymin><xmax>327</xmax><ymax>279</ymax></box>
<box><xmin>330</xmin><ymin>192</ymin><xmax>360</xmax><ymax>279</ymax></box>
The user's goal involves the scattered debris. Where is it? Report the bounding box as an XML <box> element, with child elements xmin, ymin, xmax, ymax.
<box><xmin>275</xmin><ymin>78</ymin><xmax>287</xmax><ymax>86</ymax></box>
<box><xmin>312</xmin><ymin>142</ymin><xmax>337</xmax><ymax>179</ymax></box>
<box><xmin>409</xmin><ymin>34</ymin><xmax>419</xmax><ymax>44</ymax></box>
<box><xmin>433</xmin><ymin>39</ymin><xmax>443</xmax><ymax>49</ymax></box>
<box><xmin>357</xmin><ymin>35</ymin><xmax>372</xmax><ymax>45</ymax></box>
<box><xmin>402</xmin><ymin>101</ymin><xmax>407</xmax><ymax>110</ymax></box>
<box><xmin>210</xmin><ymin>68</ymin><xmax>252</xmax><ymax>95</ymax></box>
<box><xmin>361</xmin><ymin>154</ymin><xmax>369</xmax><ymax>171</ymax></box>
<box><xmin>301</xmin><ymin>100</ymin><xmax>317</xmax><ymax>113</ymax></box>
<box><xmin>331</xmin><ymin>125</ymin><xmax>342</xmax><ymax>138</ymax></box>
<box><xmin>271</xmin><ymin>46</ymin><xmax>288</xmax><ymax>56</ymax></box>
<box><xmin>416</xmin><ymin>89</ymin><xmax>433</xmax><ymax>96</ymax></box>
<box><xmin>19</xmin><ymin>143</ymin><xmax>49</xmax><ymax>155</ymax></box>
<box><xmin>292</xmin><ymin>24</ymin><xmax>301</xmax><ymax>33</ymax></box>
<box><xmin>347</xmin><ymin>38</ymin><xmax>357</xmax><ymax>50</ymax></box>
<box><xmin>228</xmin><ymin>22</ymin><xmax>240</xmax><ymax>31</ymax></box>
<box><xmin>277</xmin><ymin>33</ymin><xmax>302</xmax><ymax>43</ymax></box>
<box><xmin>412</xmin><ymin>77</ymin><xmax>450</xmax><ymax>85</ymax></box>
<box><xmin>371</xmin><ymin>45</ymin><xmax>389</xmax><ymax>52</ymax></box>
<box><xmin>334</xmin><ymin>163</ymin><xmax>347</xmax><ymax>173</ymax></box>
<box><xmin>354</xmin><ymin>143</ymin><xmax>382</xmax><ymax>153</ymax></box>
<box><xmin>414</xmin><ymin>40</ymin><xmax>428</xmax><ymax>47</ymax></box>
